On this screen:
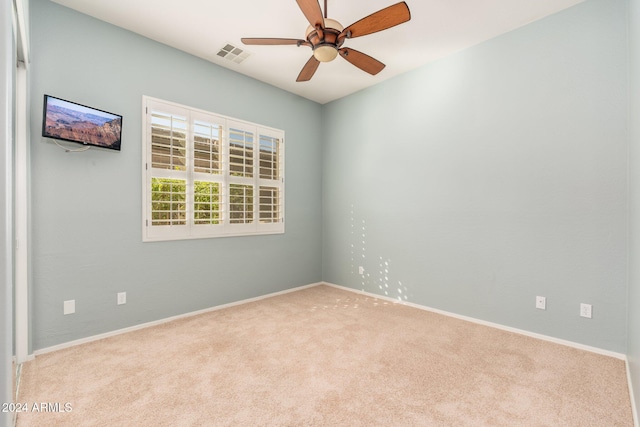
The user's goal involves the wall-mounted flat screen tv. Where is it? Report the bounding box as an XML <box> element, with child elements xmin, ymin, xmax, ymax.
<box><xmin>42</xmin><ymin>95</ymin><xmax>123</xmax><ymax>151</ymax></box>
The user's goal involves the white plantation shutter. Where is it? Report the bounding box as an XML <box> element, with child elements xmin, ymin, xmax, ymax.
<box><xmin>193</xmin><ymin>119</ymin><xmax>222</xmax><ymax>175</ymax></box>
<box><xmin>150</xmin><ymin>111</ymin><xmax>187</xmax><ymax>171</ymax></box>
<box><xmin>257</xmin><ymin>129</ymin><xmax>283</xmax><ymax>231</ymax></box>
<box><xmin>194</xmin><ymin>181</ymin><xmax>221</xmax><ymax>225</ymax></box>
<box><xmin>143</xmin><ymin>96</ymin><xmax>284</xmax><ymax>242</ymax></box>
<box><xmin>229</xmin><ymin>184</ymin><xmax>254</xmax><ymax>224</ymax></box>
<box><xmin>146</xmin><ymin>104</ymin><xmax>189</xmax><ymax>240</ymax></box>
<box><xmin>259</xmin><ymin>186</ymin><xmax>280</xmax><ymax>223</ymax></box>
<box><xmin>151</xmin><ymin>178</ymin><xmax>186</xmax><ymax>226</ymax></box>
<box><xmin>259</xmin><ymin>134</ymin><xmax>279</xmax><ymax>180</ymax></box>
<box><xmin>226</xmin><ymin>120</ymin><xmax>256</xmax><ymax>234</ymax></box>
<box><xmin>191</xmin><ymin>111</ymin><xmax>224</xmax><ymax>231</ymax></box>
<box><xmin>228</xmin><ymin>127</ymin><xmax>254</xmax><ymax>178</ymax></box>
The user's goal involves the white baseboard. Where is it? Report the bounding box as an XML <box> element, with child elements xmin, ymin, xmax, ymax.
<box><xmin>33</xmin><ymin>282</ymin><xmax>322</xmax><ymax>357</ymax></box>
<box><xmin>627</xmin><ymin>358</ymin><xmax>640</xmax><ymax>427</ymax></box>
<box><xmin>321</xmin><ymin>282</ymin><xmax>626</xmax><ymax>360</ymax></box>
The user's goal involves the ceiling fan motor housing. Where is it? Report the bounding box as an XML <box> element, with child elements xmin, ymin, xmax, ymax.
<box><xmin>305</xmin><ymin>18</ymin><xmax>344</xmax><ymax>62</ymax></box>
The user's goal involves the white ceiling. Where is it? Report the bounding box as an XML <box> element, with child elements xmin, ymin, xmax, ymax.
<box><xmin>50</xmin><ymin>0</ymin><xmax>585</xmax><ymax>104</ymax></box>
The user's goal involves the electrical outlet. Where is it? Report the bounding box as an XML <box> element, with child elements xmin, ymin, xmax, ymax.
<box><xmin>63</xmin><ymin>299</ymin><xmax>75</xmax><ymax>315</ymax></box>
<box><xmin>536</xmin><ymin>296</ymin><xmax>546</xmax><ymax>310</ymax></box>
<box><xmin>358</xmin><ymin>266</ymin><xmax>364</xmax><ymax>275</ymax></box>
<box><xmin>580</xmin><ymin>303</ymin><xmax>592</xmax><ymax>318</ymax></box>
<box><xmin>117</xmin><ymin>292</ymin><xmax>126</xmax><ymax>305</ymax></box>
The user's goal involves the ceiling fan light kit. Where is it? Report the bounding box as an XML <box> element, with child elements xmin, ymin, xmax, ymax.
<box><xmin>242</xmin><ymin>0</ymin><xmax>411</xmax><ymax>81</ymax></box>
<box><xmin>313</xmin><ymin>45</ymin><xmax>338</xmax><ymax>62</ymax></box>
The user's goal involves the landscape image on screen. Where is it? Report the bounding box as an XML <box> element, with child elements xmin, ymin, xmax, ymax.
<box><xmin>43</xmin><ymin>96</ymin><xmax>122</xmax><ymax>150</ymax></box>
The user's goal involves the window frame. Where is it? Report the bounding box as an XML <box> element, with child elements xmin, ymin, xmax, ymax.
<box><xmin>142</xmin><ymin>96</ymin><xmax>284</xmax><ymax>242</ymax></box>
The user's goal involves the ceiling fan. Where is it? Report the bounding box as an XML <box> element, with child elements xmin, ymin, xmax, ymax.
<box><xmin>241</xmin><ymin>0</ymin><xmax>411</xmax><ymax>82</ymax></box>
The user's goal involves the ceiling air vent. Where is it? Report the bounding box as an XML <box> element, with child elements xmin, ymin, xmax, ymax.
<box><xmin>216</xmin><ymin>43</ymin><xmax>250</xmax><ymax>64</ymax></box>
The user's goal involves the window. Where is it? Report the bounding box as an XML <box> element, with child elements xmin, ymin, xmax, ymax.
<box><xmin>142</xmin><ymin>97</ymin><xmax>284</xmax><ymax>241</ymax></box>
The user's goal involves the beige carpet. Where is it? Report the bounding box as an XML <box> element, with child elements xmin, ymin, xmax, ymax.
<box><xmin>16</xmin><ymin>285</ymin><xmax>633</xmax><ymax>426</ymax></box>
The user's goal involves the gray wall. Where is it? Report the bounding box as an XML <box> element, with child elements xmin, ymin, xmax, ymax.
<box><xmin>1</xmin><ymin>0</ymin><xmax>13</xmax><ymax>423</ymax></box>
<box><xmin>628</xmin><ymin>0</ymin><xmax>640</xmax><ymax>416</ymax></box>
<box><xmin>322</xmin><ymin>0</ymin><xmax>628</xmax><ymax>352</ymax></box>
<box><xmin>29</xmin><ymin>0</ymin><xmax>323</xmax><ymax>350</ymax></box>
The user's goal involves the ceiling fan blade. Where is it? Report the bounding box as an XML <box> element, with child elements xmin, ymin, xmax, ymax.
<box><xmin>241</xmin><ymin>38</ymin><xmax>308</xmax><ymax>46</ymax></box>
<box><xmin>296</xmin><ymin>56</ymin><xmax>320</xmax><ymax>82</ymax></box>
<box><xmin>339</xmin><ymin>48</ymin><xmax>385</xmax><ymax>75</ymax></box>
<box><xmin>296</xmin><ymin>0</ymin><xmax>325</xmax><ymax>29</ymax></box>
<box><xmin>341</xmin><ymin>2</ymin><xmax>411</xmax><ymax>39</ymax></box>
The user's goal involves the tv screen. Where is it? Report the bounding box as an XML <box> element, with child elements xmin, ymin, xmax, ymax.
<box><xmin>42</xmin><ymin>95</ymin><xmax>123</xmax><ymax>151</ymax></box>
